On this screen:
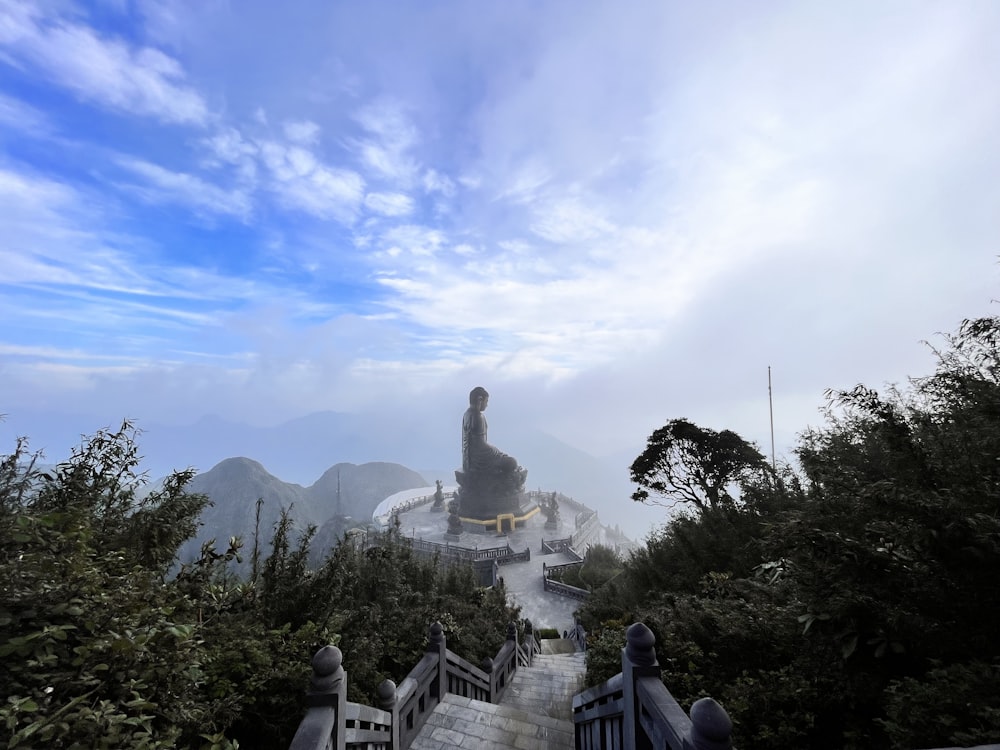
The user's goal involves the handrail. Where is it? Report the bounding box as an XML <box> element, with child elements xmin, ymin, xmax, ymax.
<box><xmin>518</xmin><ymin>622</ymin><xmax>540</xmax><ymax>667</ymax></box>
<box><xmin>444</xmin><ymin>649</ymin><xmax>491</xmax><ymax>701</ymax></box>
<box><xmin>542</xmin><ymin>560</ymin><xmax>591</xmax><ymax>601</ymax></box>
<box><xmin>543</xmin><ymin>559</ymin><xmax>584</xmax><ymax>576</ymax></box>
<box><xmin>398</xmin><ymin>537</ymin><xmax>529</xmax><ymax>566</ymax></box>
<box><xmin>344</xmin><ymin>702</ymin><xmax>392</xmax><ymax>747</ymax></box>
<box><xmin>572</xmin><ymin>511</ymin><xmax>600</xmax><ymax>552</ymax></box>
<box><xmin>571</xmin><ymin>623</ymin><xmax>735</xmax><ymax>750</ymax></box>
<box><xmin>543</xmin><ymin>577</ymin><xmax>590</xmax><ymax>601</ymax></box>
<box><xmin>568</xmin><ymin>621</ymin><xmax>587</xmax><ymax>652</ymax></box>
<box><xmin>541</xmin><ymin>536</ymin><xmax>573</xmax><ymax>554</ymax></box>
<box><xmin>395</xmin><ymin>653</ymin><xmax>439</xmax><ymax>749</ymax></box>
<box><xmin>573</xmin><ymin>672</ymin><xmax>624</xmax><ymax>749</ymax></box>
<box><xmin>290</xmin><ymin>621</ymin><xmax>523</xmax><ymax>750</ymax></box>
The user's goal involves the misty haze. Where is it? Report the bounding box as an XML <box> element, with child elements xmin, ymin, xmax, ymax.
<box><xmin>2</xmin><ymin>2</ymin><xmax>999</xmax><ymax>749</ymax></box>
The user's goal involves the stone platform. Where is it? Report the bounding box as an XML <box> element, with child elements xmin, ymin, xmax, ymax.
<box><xmin>394</xmin><ymin>500</ymin><xmax>592</xmax><ymax>633</ymax></box>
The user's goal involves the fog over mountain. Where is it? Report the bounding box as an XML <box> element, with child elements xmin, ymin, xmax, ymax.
<box><xmin>180</xmin><ymin>456</ymin><xmax>429</xmax><ymax>566</ymax></box>
<box><xmin>4</xmin><ymin>407</ymin><xmax>659</xmax><ymax>539</ymax></box>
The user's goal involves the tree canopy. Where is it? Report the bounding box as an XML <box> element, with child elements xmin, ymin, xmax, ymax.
<box><xmin>585</xmin><ymin>317</ymin><xmax>1000</xmax><ymax>749</ymax></box>
<box><xmin>629</xmin><ymin>417</ymin><xmax>771</xmax><ymax>513</ymax></box>
<box><xmin>0</xmin><ymin>422</ymin><xmax>518</xmax><ymax>749</ymax></box>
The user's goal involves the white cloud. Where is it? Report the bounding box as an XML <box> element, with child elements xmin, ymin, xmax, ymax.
<box><xmin>0</xmin><ymin>91</ymin><xmax>51</xmax><ymax>134</ymax></box>
<box><xmin>0</xmin><ymin>2</ymin><xmax>208</xmax><ymax>124</ymax></box>
<box><xmin>376</xmin><ymin>224</ymin><xmax>446</xmax><ymax>260</ymax></box>
<box><xmin>283</xmin><ymin>119</ymin><xmax>321</xmax><ymax>145</ymax></box>
<box><xmin>529</xmin><ymin>198</ymin><xmax>615</xmax><ymax>244</ymax></box>
<box><xmin>117</xmin><ymin>157</ymin><xmax>253</xmax><ymax>220</ymax></box>
<box><xmin>3</xmin><ymin>0</ymin><xmax>999</xmax><ymax>482</ymax></box>
<box><xmin>423</xmin><ymin>168</ymin><xmax>455</xmax><ymax>196</ymax></box>
<box><xmin>202</xmin><ymin>127</ymin><xmax>257</xmax><ymax>164</ymax></box>
<box><xmin>352</xmin><ymin>100</ymin><xmax>419</xmax><ymax>183</ymax></box>
<box><xmin>493</xmin><ymin>160</ymin><xmax>551</xmax><ymax>204</ymax></box>
<box><xmin>259</xmin><ymin>140</ymin><xmax>365</xmax><ymax>223</ymax></box>
<box><xmin>364</xmin><ymin>191</ymin><xmax>414</xmax><ymax>217</ymax></box>
<box><xmin>0</xmin><ymin>164</ymin><xmax>259</xmax><ymax>304</ymax></box>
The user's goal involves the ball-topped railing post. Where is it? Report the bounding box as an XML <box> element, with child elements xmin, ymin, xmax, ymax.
<box><xmin>289</xmin><ymin>645</ymin><xmax>347</xmax><ymax>750</ymax></box>
<box><xmin>622</xmin><ymin>623</ymin><xmax>661</xmax><ymax>750</ymax></box>
<box><xmin>376</xmin><ymin>678</ymin><xmax>399</xmax><ymax>749</ymax></box>
<box><xmin>427</xmin><ymin>621</ymin><xmax>447</xmax><ymax>700</ymax></box>
<box><xmin>688</xmin><ymin>697</ymin><xmax>734</xmax><ymax>750</ymax></box>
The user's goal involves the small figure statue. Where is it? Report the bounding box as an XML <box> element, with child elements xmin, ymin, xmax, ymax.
<box><xmin>431</xmin><ymin>479</ymin><xmax>445</xmax><ymax>511</ymax></box>
<box><xmin>543</xmin><ymin>491</ymin><xmax>560</xmax><ymax>528</ymax></box>
<box><xmin>446</xmin><ymin>496</ymin><xmax>463</xmax><ymax>538</ymax></box>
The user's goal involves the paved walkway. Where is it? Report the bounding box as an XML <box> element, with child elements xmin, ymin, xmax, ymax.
<box><xmin>396</xmin><ymin>503</ymin><xmax>589</xmax><ymax>633</ymax></box>
<box><xmin>409</xmin><ymin>647</ymin><xmax>586</xmax><ymax>750</ymax></box>
<box><xmin>500</xmin><ymin>651</ymin><xmax>587</xmax><ymax>722</ymax></box>
<box><xmin>497</xmin><ymin>551</ymin><xmax>582</xmax><ymax>633</ymax></box>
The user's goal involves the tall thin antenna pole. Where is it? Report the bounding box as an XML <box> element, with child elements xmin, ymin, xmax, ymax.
<box><xmin>768</xmin><ymin>366</ymin><xmax>776</xmax><ymax>471</ymax></box>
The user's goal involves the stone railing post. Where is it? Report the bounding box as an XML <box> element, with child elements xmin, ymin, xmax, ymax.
<box><xmin>428</xmin><ymin>621</ymin><xmax>447</xmax><ymax>700</ymax></box>
<box><xmin>525</xmin><ymin>621</ymin><xmax>534</xmax><ymax>666</ymax></box>
<box><xmin>622</xmin><ymin>623</ymin><xmax>660</xmax><ymax>750</ymax></box>
<box><xmin>687</xmin><ymin>697</ymin><xmax>734</xmax><ymax>750</ymax></box>
<box><xmin>480</xmin><ymin>656</ymin><xmax>495</xmax><ymax>701</ymax></box>
<box><xmin>289</xmin><ymin>645</ymin><xmax>347</xmax><ymax>750</ymax></box>
<box><xmin>377</xmin><ymin>679</ymin><xmax>399</xmax><ymax>750</ymax></box>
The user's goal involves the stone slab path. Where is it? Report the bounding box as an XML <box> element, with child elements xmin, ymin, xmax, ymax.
<box><xmin>409</xmin><ymin>647</ymin><xmax>586</xmax><ymax>749</ymax></box>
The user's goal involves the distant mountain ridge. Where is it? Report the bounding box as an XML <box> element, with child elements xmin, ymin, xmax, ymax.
<box><xmin>3</xmin><ymin>408</ymin><xmax>649</xmax><ymax>537</ymax></box>
<box><xmin>179</xmin><ymin>457</ymin><xmax>428</xmax><ymax>565</ymax></box>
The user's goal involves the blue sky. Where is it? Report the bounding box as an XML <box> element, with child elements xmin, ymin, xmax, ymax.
<box><xmin>2</xmin><ymin>0</ymin><xmax>999</xmax><ymax>470</ymax></box>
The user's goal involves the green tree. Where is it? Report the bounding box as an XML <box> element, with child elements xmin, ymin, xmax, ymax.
<box><xmin>585</xmin><ymin>317</ymin><xmax>1000</xmax><ymax>749</ymax></box>
<box><xmin>1</xmin><ymin>421</ymin><xmax>522</xmax><ymax>749</ymax></box>
<box><xmin>0</xmin><ymin>422</ymin><xmax>238</xmax><ymax>749</ymax></box>
<box><xmin>630</xmin><ymin>418</ymin><xmax>772</xmax><ymax>513</ymax></box>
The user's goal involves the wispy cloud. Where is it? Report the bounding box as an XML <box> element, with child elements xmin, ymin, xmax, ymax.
<box><xmin>117</xmin><ymin>157</ymin><xmax>253</xmax><ymax>220</ymax></box>
<box><xmin>423</xmin><ymin>169</ymin><xmax>455</xmax><ymax>197</ymax></box>
<box><xmin>0</xmin><ymin>91</ymin><xmax>51</xmax><ymax>134</ymax></box>
<box><xmin>530</xmin><ymin>197</ymin><xmax>615</xmax><ymax>244</ymax></box>
<box><xmin>259</xmin><ymin>140</ymin><xmax>365</xmax><ymax>222</ymax></box>
<box><xmin>364</xmin><ymin>191</ymin><xmax>414</xmax><ymax>217</ymax></box>
<box><xmin>2</xmin><ymin>0</ymin><xmax>998</xmax><ymax>474</ymax></box>
<box><xmin>0</xmin><ymin>2</ymin><xmax>208</xmax><ymax>125</ymax></box>
<box><xmin>283</xmin><ymin>119</ymin><xmax>321</xmax><ymax>145</ymax></box>
<box><xmin>352</xmin><ymin>100</ymin><xmax>419</xmax><ymax>184</ymax></box>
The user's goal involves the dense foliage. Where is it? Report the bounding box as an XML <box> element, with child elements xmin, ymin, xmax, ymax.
<box><xmin>0</xmin><ymin>423</ymin><xmax>518</xmax><ymax>749</ymax></box>
<box><xmin>629</xmin><ymin>418</ymin><xmax>772</xmax><ymax>512</ymax></box>
<box><xmin>582</xmin><ymin>317</ymin><xmax>1000</xmax><ymax>749</ymax></box>
<box><xmin>547</xmin><ymin>544</ymin><xmax>623</xmax><ymax>592</ymax></box>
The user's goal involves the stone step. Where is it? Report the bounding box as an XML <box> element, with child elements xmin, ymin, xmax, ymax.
<box><xmin>503</xmin><ymin>652</ymin><xmax>586</xmax><ymax>722</ymax></box>
<box><xmin>539</xmin><ymin>638</ymin><xmax>579</xmax><ymax>655</ymax></box>
<box><xmin>409</xmin><ymin>693</ymin><xmax>574</xmax><ymax>750</ymax></box>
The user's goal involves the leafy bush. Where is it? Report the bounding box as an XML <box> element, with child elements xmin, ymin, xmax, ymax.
<box><xmin>0</xmin><ymin>422</ymin><xmax>520</xmax><ymax>748</ymax></box>
<box><xmin>579</xmin><ymin>317</ymin><xmax>1000</xmax><ymax>749</ymax></box>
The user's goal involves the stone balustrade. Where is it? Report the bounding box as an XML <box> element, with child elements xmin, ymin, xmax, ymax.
<box><xmin>542</xmin><ymin>560</ymin><xmax>591</xmax><ymax>601</ymax></box>
<box><xmin>289</xmin><ymin>621</ymin><xmax>524</xmax><ymax>750</ymax></box>
<box><xmin>290</xmin><ymin>619</ymin><xmax>737</xmax><ymax>750</ymax></box>
<box><xmin>573</xmin><ymin>623</ymin><xmax>734</xmax><ymax>750</ymax></box>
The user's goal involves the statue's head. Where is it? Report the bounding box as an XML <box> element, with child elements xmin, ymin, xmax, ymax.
<box><xmin>469</xmin><ymin>386</ymin><xmax>489</xmax><ymax>408</ymax></box>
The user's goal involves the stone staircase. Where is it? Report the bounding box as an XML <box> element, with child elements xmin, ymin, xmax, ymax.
<box><xmin>409</xmin><ymin>643</ymin><xmax>586</xmax><ymax>749</ymax></box>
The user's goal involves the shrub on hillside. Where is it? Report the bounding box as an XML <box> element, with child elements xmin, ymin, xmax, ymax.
<box><xmin>580</xmin><ymin>317</ymin><xmax>1000</xmax><ymax>749</ymax></box>
<box><xmin>0</xmin><ymin>422</ymin><xmax>520</xmax><ymax>749</ymax></box>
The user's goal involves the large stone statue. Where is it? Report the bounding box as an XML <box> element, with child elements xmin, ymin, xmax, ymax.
<box><xmin>462</xmin><ymin>387</ymin><xmax>519</xmax><ymax>475</ymax></box>
<box><xmin>455</xmin><ymin>386</ymin><xmax>527</xmax><ymax>521</ymax></box>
